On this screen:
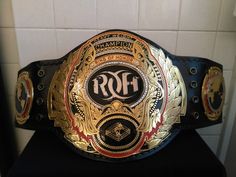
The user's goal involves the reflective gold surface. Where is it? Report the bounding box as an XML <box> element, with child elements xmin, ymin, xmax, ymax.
<box><xmin>15</xmin><ymin>72</ymin><xmax>33</xmax><ymax>125</ymax></box>
<box><xmin>48</xmin><ymin>31</ymin><xmax>187</xmax><ymax>158</ymax></box>
<box><xmin>202</xmin><ymin>66</ymin><xmax>225</xmax><ymax>121</ymax></box>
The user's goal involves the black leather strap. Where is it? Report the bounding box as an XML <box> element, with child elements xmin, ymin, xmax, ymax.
<box><xmin>16</xmin><ymin>59</ymin><xmax>62</xmax><ymax>130</ymax></box>
<box><xmin>15</xmin><ymin>53</ymin><xmax>222</xmax><ymax>131</ymax></box>
<box><xmin>15</xmin><ymin>29</ymin><xmax>225</xmax><ymax>162</ymax></box>
<box><xmin>172</xmin><ymin>56</ymin><xmax>222</xmax><ymax>129</ymax></box>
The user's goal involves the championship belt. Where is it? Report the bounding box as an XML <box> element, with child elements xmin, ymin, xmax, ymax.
<box><xmin>15</xmin><ymin>30</ymin><xmax>225</xmax><ymax>162</ymax></box>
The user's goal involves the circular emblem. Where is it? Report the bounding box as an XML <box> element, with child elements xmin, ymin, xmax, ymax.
<box><xmin>85</xmin><ymin>61</ymin><xmax>148</xmax><ymax>108</ymax></box>
<box><xmin>48</xmin><ymin>30</ymin><xmax>186</xmax><ymax>160</ymax></box>
<box><xmin>15</xmin><ymin>72</ymin><xmax>33</xmax><ymax>124</ymax></box>
<box><xmin>202</xmin><ymin>67</ymin><xmax>225</xmax><ymax>120</ymax></box>
<box><xmin>92</xmin><ymin>112</ymin><xmax>142</xmax><ymax>157</ymax></box>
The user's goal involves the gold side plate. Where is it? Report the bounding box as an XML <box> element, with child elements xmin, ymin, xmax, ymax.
<box><xmin>48</xmin><ymin>31</ymin><xmax>187</xmax><ymax>158</ymax></box>
<box><xmin>202</xmin><ymin>66</ymin><xmax>225</xmax><ymax>121</ymax></box>
<box><xmin>15</xmin><ymin>72</ymin><xmax>34</xmax><ymax>125</ymax></box>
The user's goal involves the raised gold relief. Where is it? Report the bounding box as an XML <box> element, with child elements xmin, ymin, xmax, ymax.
<box><xmin>202</xmin><ymin>67</ymin><xmax>225</xmax><ymax>121</ymax></box>
<box><xmin>144</xmin><ymin>46</ymin><xmax>187</xmax><ymax>150</ymax></box>
<box><xmin>48</xmin><ymin>31</ymin><xmax>187</xmax><ymax>158</ymax></box>
<box><xmin>15</xmin><ymin>72</ymin><xmax>34</xmax><ymax>125</ymax></box>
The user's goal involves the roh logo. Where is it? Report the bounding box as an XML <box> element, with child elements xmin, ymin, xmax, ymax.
<box><xmin>93</xmin><ymin>70</ymin><xmax>139</xmax><ymax>99</ymax></box>
<box><xmin>86</xmin><ymin>63</ymin><xmax>147</xmax><ymax>107</ymax></box>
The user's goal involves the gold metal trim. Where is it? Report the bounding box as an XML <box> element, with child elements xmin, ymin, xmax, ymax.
<box><xmin>47</xmin><ymin>30</ymin><xmax>187</xmax><ymax>158</ymax></box>
<box><xmin>202</xmin><ymin>66</ymin><xmax>225</xmax><ymax>121</ymax></box>
<box><xmin>15</xmin><ymin>72</ymin><xmax>34</xmax><ymax>125</ymax></box>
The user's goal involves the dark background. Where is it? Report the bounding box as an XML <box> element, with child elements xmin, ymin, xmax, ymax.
<box><xmin>0</xmin><ymin>67</ymin><xmax>18</xmax><ymax>177</ymax></box>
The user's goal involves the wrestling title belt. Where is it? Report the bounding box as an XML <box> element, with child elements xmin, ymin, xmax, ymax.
<box><xmin>15</xmin><ymin>30</ymin><xmax>225</xmax><ymax>162</ymax></box>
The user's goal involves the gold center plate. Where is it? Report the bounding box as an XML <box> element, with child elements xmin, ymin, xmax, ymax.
<box><xmin>48</xmin><ymin>31</ymin><xmax>187</xmax><ymax>158</ymax></box>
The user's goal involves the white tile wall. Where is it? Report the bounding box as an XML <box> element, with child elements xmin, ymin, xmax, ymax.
<box><xmin>56</xmin><ymin>29</ymin><xmax>97</xmax><ymax>57</ymax></box>
<box><xmin>12</xmin><ymin>0</ymin><xmax>54</xmax><ymax>28</ymax></box>
<box><xmin>218</xmin><ymin>0</ymin><xmax>236</xmax><ymax>31</ymax></box>
<box><xmin>213</xmin><ymin>32</ymin><xmax>236</xmax><ymax>70</ymax></box>
<box><xmin>176</xmin><ymin>31</ymin><xmax>216</xmax><ymax>58</ymax></box>
<box><xmin>179</xmin><ymin>0</ymin><xmax>221</xmax><ymax>30</ymax></box>
<box><xmin>54</xmin><ymin>0</ymin><xmax>96</xmax><ymax>29</ymax></box>
<box><xmin>15</xmin><ymin>29</ymin><xmax>57</xmax><ymax>67</ymax></box>
<box><xmin>1</xmin><ymin>0</ymin><xmax>235</xmax><ymax>157</ymax></box>
<box><xmin>139</xmin><ymin>0</ymin><xmax>180</xmax><ymax>30</ymax></box>
<box><xmin>97</xmin><ymin>0</ymin><xmax>138</xmax><ymax>29</ymax></box>
<box><xmin>137</xmin><ymin>31</ymin><xmax>177</xmax><ymax>54</ymax></box>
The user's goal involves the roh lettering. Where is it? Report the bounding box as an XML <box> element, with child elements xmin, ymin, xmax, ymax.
<box><xmin>92</xmin><ymin>70</ymin><xmax>139</xmax><ymax>100</ymax></box>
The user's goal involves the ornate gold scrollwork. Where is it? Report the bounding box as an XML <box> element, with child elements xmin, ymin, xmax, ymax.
<box><xmin>15</xmin><ymin>72</ymin><xmax>34</xmax><ymax>125</ymax></box>
<box><xmin>202</xmin><ymin>66</ymin><xmax>225</xmax><ymax>121</ymax></box>
<box><xmin>48</xmin><ymin>31</ymin><xmax>187</xmax><ymax>157</ymax></box>
<box><xmin>143</xmin><ymin>46</ymin><xmax>187</xmax><ymax>149</ymax></box>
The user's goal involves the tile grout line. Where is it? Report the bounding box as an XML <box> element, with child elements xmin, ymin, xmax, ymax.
<box><xmin>175</xmin><ymin>0</ymin><xmax>183</xmax><ymax>54</ymax></box>
<box><xmin>52</xmin><ymin>0</ymin><xmax>59</xmax><ymax>58</ymax></box>
<box><xmin>137</xmin><ymin>0</ymin><xmax>140</xmax><ymax>31</ymax></box>
<box><xmin>214</xmin><ymin>0</ymin><xmax>226</xmax><ymax>157</ymax></box>
<box><xmin>95</xmin><ymin>0</ymin><xmax>98</xmax><ymax>33</ymax></box>
<box><xmin>211</xmin><ymin>0</ymin><xmax>224</xmax><ymax>61</ymax></box>
<box><xmin>177</xmin><ymin>0</ymin><xmax>182</xmax><ymax>31</ymax></box>
<box><xmin>5</xmin><ymin>27</ymin><xmax>236</xmax><ymax>33</ymax></box>
<box><xmin>216</xmin><ymin>0</ymin><xmax>224</xmax><ymax>32</ymax></box>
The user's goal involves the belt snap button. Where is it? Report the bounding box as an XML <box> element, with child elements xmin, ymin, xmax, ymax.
<box><xmin>192</xmin><ymin>112</ymin><xmax>199</xmax><ymax>119</ymax></box>
<box><xmin>190</xmin><ymin>80</ymin><xmax>198</xmax><ymax>88</ymax></box>
<box><xmin>192</xmin><ymin>96</ymin><xmax>199</xmax><ymax>104</ymax></box>
<box><xmin>36</xmin><ymin>114</ymin><xmax>44</xmax><ymax>122</ymax></box>
<box><xmin>36</xmin><ymin>97</ymin><xmax>44</xmax><ymax>105</ymax></box>
<box><xmin>37</xmin><ymin>83</ymin><xmax>44</xmax><ymax>91</ymax></box>
<box><xmin>189</xmin><ymin>67</ymin><xmax>197</xmax><ymax>75</ymax></box>
<box><xmin>37</xmin><ymin>69</ymin><xmax>45</xmax><ymax>77</ymax></box>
